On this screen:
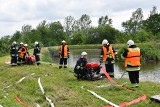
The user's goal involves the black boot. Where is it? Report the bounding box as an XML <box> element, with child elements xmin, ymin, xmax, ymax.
<box><xmin>59</xmin><ymin>66</ymin><xmax>62</xmax><ymax>69</ymax></box>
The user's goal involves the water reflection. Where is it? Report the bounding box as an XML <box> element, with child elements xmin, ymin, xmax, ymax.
<box><xmin>54</xmin><ymin>49</ymin><xmax>160</xmax><ymax>83</ymax></box>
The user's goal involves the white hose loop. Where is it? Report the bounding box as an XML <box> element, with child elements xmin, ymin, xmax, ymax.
<box><xmin>38</xmin><ymin>78</ymin><xmax>45</xmax><ymax>95</ymax></box>
<box><xmin>81</xmin><ymin>86</ymin><xmax>119</xmax><ymax>107</ymax></box>
<box><xmin>46</xmin><ymin>96</ymin><xmax>55</xmax><ymax>107</ymax></box>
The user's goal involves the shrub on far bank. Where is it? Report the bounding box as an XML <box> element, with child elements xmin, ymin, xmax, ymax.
<box><xmin>117</xmin><ymin>42</ymin><xmax>160</xmax><ymax>61</ymax></box>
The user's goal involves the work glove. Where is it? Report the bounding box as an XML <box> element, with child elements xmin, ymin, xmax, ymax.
<box><xmin>59</xmin><ymin>54</ymin><xmax>61</xmax><ymax>58</ymax></box>
<box><xmin>80</xmin><ymin>67</ymin><xmax>84</xmax><ymax>70</ymax></box>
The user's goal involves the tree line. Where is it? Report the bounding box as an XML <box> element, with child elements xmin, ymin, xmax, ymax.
<box><xmin>0</xmin><ymin>6</ymin><xmax>160</xmax><ymax>56</ymax></box>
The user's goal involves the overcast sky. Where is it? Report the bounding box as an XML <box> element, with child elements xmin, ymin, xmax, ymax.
<box><xmin>0</xmin><ymin>0</ymin><xmax>160</xmax><ymax>37</ymax></box>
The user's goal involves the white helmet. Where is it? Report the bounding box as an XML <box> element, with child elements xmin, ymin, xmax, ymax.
<box><xmin>127</xmin><ymin>40</ymin><xmax>134</xmax><ymax>47</ymax></box>
<box><xmin>35</xmin><ymin>41</ymin><xmax>38</xmax><ymax>45</ymax></box>
<box><xmin>24</xmin><ymin>44</ymin><xmax>28</xmax><ymax>47</ymax></box>
<box><xmin>81</xmin><ymin>51</ymin><xmax>87</xmax><ymax>58</ymax></box>
<box><xmin>20</xmin><ymin>42</ymin><xmax>23</xmax><ymax>45</ymax></box>
<box><xmin>102</xmin><ymin>39</ymin><xmax>109</xmax><ymax>45</ymax></box>
<box><xmin>62</xmin><ymin>40</ymin><xmax>66</xmax><ymax>43</ymax></box>
<box><xmin>12</xmin><ymin>41</ymin><xmax>16</xmax><ymax>45</ymax></box>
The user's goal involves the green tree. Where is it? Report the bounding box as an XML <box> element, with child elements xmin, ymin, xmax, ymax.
<box><xmin>143</xmin><ymin>14</ymin><xmax>160</xmax><ymax>35</ymax></box>
<box><xmin>98</xmin><ymin>15</ymin><xmax>112</xmax><ymax>26</ymax></box>
<box><xmin>63</xmin><ymin>16</ymin><xmax>76</xmax><ymax>36</ymax></box>
<box><xmin>70</xmin><ymin>32</ymin><xmax>82</xmax><ymax>44</ymax></box>
<box><xmin>36</xmin><ymin>20</ymin><xmax>49</xmax><ymax>46</ymax></box>
<box><xmin>150</xmin><ymin>6</ymin><xmax>158</xmax><ymax>16</ymax></box>
<box><xmin>79</xmin><ymin>14</ymin><xmax>92</xmax><ymax>31</ymax></box>
<box><xmin>47</xmin><ymin>21</ymin><xmax>65</xmax><ymax>45</ymax></box>
<box><xmin>122</xmin><ymin>8</ymin><xmax>143</xmax><ymax>34</ymax></box>
<box><xmin>21</xmin><ymin>24</ymin><xmax>32</xmax><ymax>35</ymax></box>
<box><xmin>10</xmin><ymin>31</ymin><xmax>22</xmax><ymax>43</ymax></box>
<box><xmin>134</xmin><ymin>30</ymin><xmax>153</xmax><ymax>42</ymax></box>
<box><xmin>0</xmin><ymin>36</ymin><xmax>11</xmax><ymax>56</ymax></box>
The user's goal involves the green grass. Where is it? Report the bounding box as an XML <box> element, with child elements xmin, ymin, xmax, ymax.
<box><xmin>0</xmin><ymin>47</ymin><xmax>160</xmax><ymax>107</ymax></box>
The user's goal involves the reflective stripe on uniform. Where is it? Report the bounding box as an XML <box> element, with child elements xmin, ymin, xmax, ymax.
<box><xmin>126</xmin><ymin>66</ymin><xmax>140</xmax><ymax>71</ymax></box>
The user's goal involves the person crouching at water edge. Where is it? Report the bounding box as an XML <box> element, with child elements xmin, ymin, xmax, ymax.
<box><xmin>121</xmin><ymin>40</ymin><xmax>141</xmax><ymax>88</ymax></box>
<box><xmin>74</xmin><ymin>52</ymin><xmax>102</xmax><ymax>80</ymax></box>
<box><xmin>59</xmin><ymin>40</ymin><xmax>70</xmax><ymax>69</ymax></box>
<box><xmin>74</xmin><ymin>52</ymin><xmax>88</xmax><ymax>79</ymax></box>
<box><xmin>100</xmin><ymin>39</ymin><xmax>116</xmax><ymax>78</ymax></box>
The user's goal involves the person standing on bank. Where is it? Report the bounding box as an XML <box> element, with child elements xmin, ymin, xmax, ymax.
<box><xmin>17</xmin><ymin>42</ymin><xmax>26</xmax><ymax>65</ymax></box>
<box><xmin>10</xmin><ymin>41</ymin><xmax>18</xmax><ymax>66</ymax></box>
<box><xmin>33</xmin><ymin>41</ymin><xmax>41</xmax><ymax>65</ymax></box>
<box><xmin>121</xmin><ymin>40</ymin><xmax>141</xmax><ymax>88</ymax></box>
<box><xmin>100</xmin><ymin>39</ymin><xmax>115</xmax><ymax>78</ymax></box>
<box><xmin>59</xmin><ymin>40</ymin><xmax>70</xmax><ymax>69</ymax></box>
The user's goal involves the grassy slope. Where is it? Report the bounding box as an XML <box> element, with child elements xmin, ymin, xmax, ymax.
<box><xmin>0</xmin><ymin>47</ymin><xmax>160</xmax><ymax>107</ymax></box>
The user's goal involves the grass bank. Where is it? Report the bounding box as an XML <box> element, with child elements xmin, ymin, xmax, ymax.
<box><xmin>0</xmin><ymin>47</ymin><xmax>160</xmax><ymax>107</ymax></box>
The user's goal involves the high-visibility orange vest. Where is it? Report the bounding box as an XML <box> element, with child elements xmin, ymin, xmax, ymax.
<box><xmin>18</xmin><ymin>46</ymin><xmax>26</xmax><ymax>57</ymax></box>
<box><xmin>60</xmin><ymin>45</ymin><xmax>68</xmax><ymax>57</ymax></box>
<box><xmin>125</xmin><ymin>47</ymin><xmax>141</xmax><ymax>67</ymax></box>
<box><xmin>102</xmin><ymin>45</ymin><xmax>115</xmax><ymax>62</ymax></box>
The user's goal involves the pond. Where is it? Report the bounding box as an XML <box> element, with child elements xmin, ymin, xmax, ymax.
<box><xmin>53</xmin><ymin>49</ymin><xmax>160</xmax><ymax>83</ymax></box>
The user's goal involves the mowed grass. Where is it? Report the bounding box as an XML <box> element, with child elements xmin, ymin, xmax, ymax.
<box><xmin>0</xmin><ymin>47</ymin><xmax>160</xmax><ymax>107</ymax></box>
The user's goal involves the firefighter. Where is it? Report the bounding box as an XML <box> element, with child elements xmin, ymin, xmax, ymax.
<box><xmin>33</xmin><ymin>41</ymin><xmax>41</xmax><ymax>65</ymax></box>
<box><xmin>24</xmin><ymin>44</ymin><xmax>29</xmax><ymax>64</ymax></box>
<box><xmin>24</xmin><ymin>44</ymin><xmax>29</xmax><ymax>57</ymax></box>
<box><xmin>100</xmin><ymin>39</ymin><xmax>115</xmax><ymax>78</ymax></box>
<box><xmin>121</xmin><ymin>40</ymin><xmax>141</xmax><ymax>88</ymax></box>
<box><xmin>74</xmin><ymin>52</ymin><xmax>88</xmax><ymax>79</ymax></box>
<box><xmin>17</xmin><ymin>42</ymin><xmax>26</xmax><ymax>65</ymax></box>
<box><xmin>59</xmin><ymin>40</ymin><xmax>70</xmax><ymax>69</ymax></box>
<box><xmin>10</xmin><ymin>41</ymin><xmax>18</xmax><ymax>66</ymax></box>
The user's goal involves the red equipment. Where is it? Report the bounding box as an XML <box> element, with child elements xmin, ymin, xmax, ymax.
<box><xmin>25</xmin><ymin>56</ymin><xmax>36</xmax><ymax>64</ymax></box>
<box><xmin>75</xmin><ymin>62</ymin><xmax>103</xmax><ymax>80</ymax></box>
<box><xmin>86</xmin><ymin>62</ymin><xmax>100</xmax><ymax>69</ymax></box>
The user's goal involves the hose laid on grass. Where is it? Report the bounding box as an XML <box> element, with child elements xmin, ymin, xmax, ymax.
<box><xmin>46</xmin><ymin>96</ymin><xmax>55</xmax><ymax>107</ymax></box>
<box><xmin>15</xmin><ymin>96</ymin><xmax>27</xmax><ymax>107</ymax></box>
<box><xmin>101</xmin><ymin>67</ymin><xmax>147</xmax><ymax>107</ymax></box>
<box><xmin>104</xmin><ymin>94</ymin><xmax>147</xmax><ymax>107</ymax></box>
<box><xmin>81</xmin><ymin>86</ymin><xmax>119</xmax><ymax>107</ymax></box>
<box><xmin>38</xmin><ymin>78</ymin><xmax>45</xmax><ymax>94</ymax></box>
<box><xmin>36</xmin><ymin>103</ymin><xmax>40</xmax><ymax>107</ymax></box>
<box><xmin>3</xmin><ymin>73</ymin><xmax>35</xmax><ymax>90</ymax></box>
<box><xmin>38</xmin><ymin>78</ymin><xmax>55</xmax><ymax>107</ymax></box>
<box><xmin>101</xmin><ymin>67</ymin><xmax>134</xmax><ymax>92</ymax></box>
<box><xmin>4</xmin><ymin>73</ymin><xmax>35</xmax><ymax>106</ymax></box>
<box><xmin>2</xmin><ymin>85</ymin><xmax>13</xmax><ymax>90</ymax></box>
<box><xmin>16</xmin><ymin>73</ymin><xmax>35</xmax><ymax>84</ymax></box>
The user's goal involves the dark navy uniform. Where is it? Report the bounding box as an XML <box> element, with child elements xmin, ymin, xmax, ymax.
<box><xmin>33</xmin><ymin>43</ymin><xmax>41</xmax><ymax>65</ymax></box>
<box><xmin>10</xmin><ymin>44</ymin><xmax>18</xmax><ymax>65</ymax></box>
<box><xmin>74</xmin><ymin>58</ymin><xmax>87</xmax><ymax>79</ymax></box>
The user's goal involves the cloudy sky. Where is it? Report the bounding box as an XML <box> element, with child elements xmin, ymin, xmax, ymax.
<box><xmin>0</xmin><ymin>0</ymin><xmax>160</xmax><ymax>37</ymax></box>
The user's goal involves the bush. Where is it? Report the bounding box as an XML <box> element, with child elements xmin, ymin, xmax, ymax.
<box><xmin>117</xmin><ymin>42</ymin><xmax>160</xmax><ymax>61</ymax></box>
